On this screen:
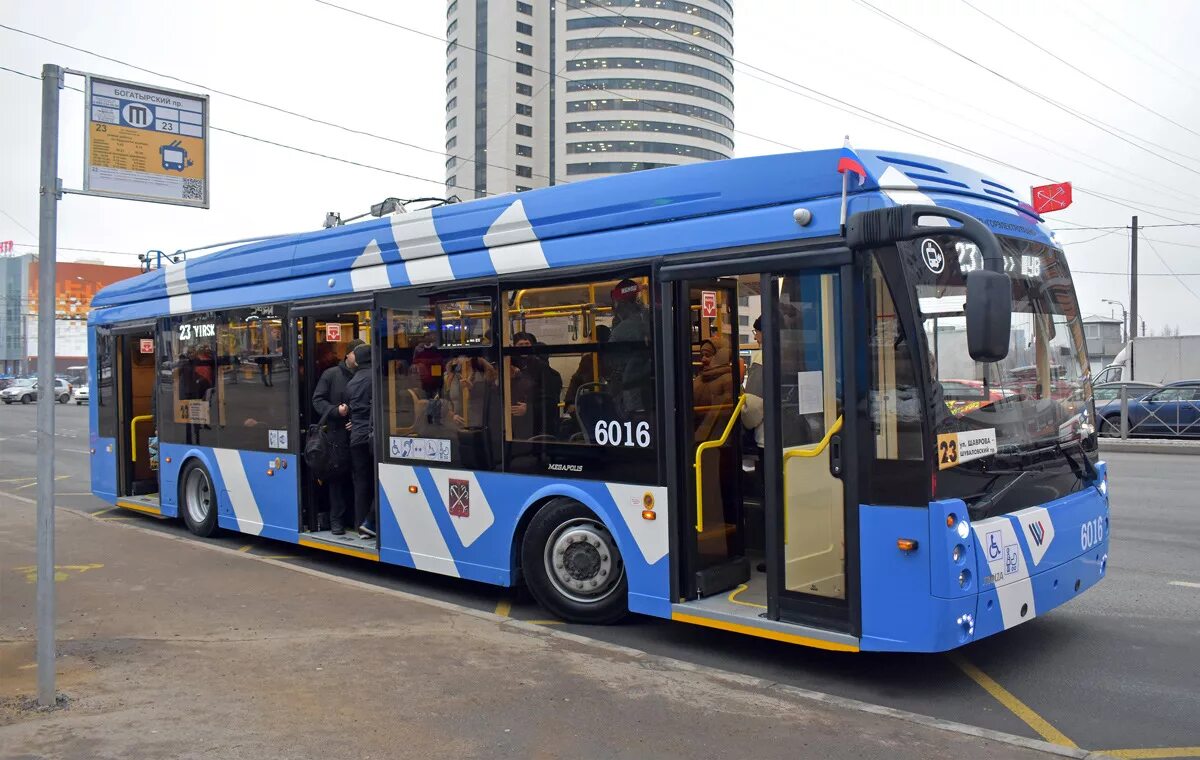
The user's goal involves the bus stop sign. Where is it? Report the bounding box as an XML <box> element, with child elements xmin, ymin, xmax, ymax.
<box><xmin>83</xmin><ymin>74</ymin><xmax>209</xmax><ymax>208</ymax></box>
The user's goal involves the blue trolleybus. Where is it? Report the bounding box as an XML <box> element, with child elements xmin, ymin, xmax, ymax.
<box><xmin>87</xmin><ymin>149</ymin><xmax>1109</xmax><ymax>652</ymax></box>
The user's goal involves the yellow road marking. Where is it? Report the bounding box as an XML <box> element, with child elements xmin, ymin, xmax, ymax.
<box><xmin>17</xmin><ymin>663</ymin><xmax>36</xmax><ymax>670</ymax></box>
<box><xmin>0</xmin><ymin>477</ymin><xmax>34</xmax><ymax>483</ymax></box>
<box><xmin>727</xmin><ymin>583</ymin><xmax>767</xmax><ymax>610</ymax></box>
<box><xmin>237</xmin><ymin>544</ymin><xmax>253</xmax><ymax>552</ymax></box>
<box><xmin>92</xmin><ymin>507</ymin><xmax>118</xmax><ymax>517</ymax></box>
<box><xmin>948</xmin><ymin>653</ymin><xmax>1077</xmax><ymax>748</ymax></box>
<box><xmin>494</xmin><ymin>599</ymin><xmax>512</xmax><ymax>617</ymax></box>
<box><xmin>526</xmin><ymin>619</ymin><xmax>564</xmax><ymax>626</ymax></box>
<box><xmin>259</xmin><ymin>555</ymin><xmax>297</xmax><ymax>560</ymax></box>
<box><xmin>14</xmin><ymin>563</ymin><xmax>104</xmax><ymax>584</ymax></box>
<box><xmin>15</xmin><ymin>475</ymin><xmax>69</xmax><ymax>490</ymax></box>
<box><xmin>297</xmin><ymin>538</ymin><xmax>378</xmax><ymax>562</ymax></box>
<box><xmin>1100</xmin><ymin>748</ymin><xmax>1200</xmax><ymax>759</ymax></box>
<box><xmin>671</xmin><ymin>611</ymin><xmax>859</xmax><ymax>652</ymax></box>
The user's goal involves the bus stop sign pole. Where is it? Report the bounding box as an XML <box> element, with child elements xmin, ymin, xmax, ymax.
<box><xmin>36</xmin><ymin>62</ymin><xmax>63</xmax><ymax>708</ymax></box>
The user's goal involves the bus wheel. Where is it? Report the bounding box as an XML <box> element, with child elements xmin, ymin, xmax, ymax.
<box><xmin>521</xmin><ymin>498</ymin><xmax>627</xmax><ymax>624</ymax></box>
<box><xmin>180</xmin><ymin>461</ymin><xmax>219</xmax><ymax>537</ymax></box>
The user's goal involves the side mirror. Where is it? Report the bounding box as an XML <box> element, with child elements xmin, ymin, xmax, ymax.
<box><xmin>965</xmin><ymin>269</ymin><xmax>1011</xmax><ymax>363</ymax></box>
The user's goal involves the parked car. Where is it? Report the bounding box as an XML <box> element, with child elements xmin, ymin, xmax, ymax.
<box><xmin>1094</xmin><ymin>381</ymin><xmax>1159</xmax><ymax>435</ymax></box>
<box><xmin>0</xmin><ymin>378</ymin><xmax>72</xmax><ymax>405</ymax></box>
<box><xmin>1</xmin><ymin>378</ymin><xmax>37</xmax><ymax>404</ymax></box>
<box><xmin>73</xmin><ymin>383</ymin><xmax>90</xmax><ymax>404</ymax></box>
<box><xmin>1098</xmin><ymin>380</ymin><xmax>1200</xmax><ymax>438</ymax></box>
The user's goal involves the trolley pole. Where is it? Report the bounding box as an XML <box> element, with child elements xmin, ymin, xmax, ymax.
<box><xmin>36</xmin><ymin>62</ymin><xmax>63</xmax><ymax>708</ymax></box>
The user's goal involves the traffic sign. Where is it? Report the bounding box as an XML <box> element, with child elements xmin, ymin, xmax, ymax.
<box><xmin>83</xmin><ymin>74</ymin><xmax>209</xmax><ymax>208</ymax></box>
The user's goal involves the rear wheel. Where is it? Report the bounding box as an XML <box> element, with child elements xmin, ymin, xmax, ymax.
<box><xmin>521</xmin><ymin>498</ymin><xmax>627</xmax><ymax>624</ymax></box>
<box><xmin>58</xmin><ymin>393</ymin><xmax>69</xmax><ymax>404</ymax></box>
<box><xmin>180</xmin><ymin>461</ymin><xmax>219</xmax><ymax>537</ymax></box>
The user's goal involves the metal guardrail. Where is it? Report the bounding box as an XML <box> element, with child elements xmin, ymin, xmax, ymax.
<box><xmin>1100</xmin><ymin>385</ymin><xmax>1200</xmax><ymax>439</ymax></box>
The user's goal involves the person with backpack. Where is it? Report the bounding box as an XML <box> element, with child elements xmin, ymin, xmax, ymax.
<box><xmin>311</xmin><ymin>339</ymin><xmax>363</xmax><ymax>534</ymax></box>
<box><xmin>345</xmin><ymin>343</ymin><xmax>377</xmax><ymax>538</ymax></box>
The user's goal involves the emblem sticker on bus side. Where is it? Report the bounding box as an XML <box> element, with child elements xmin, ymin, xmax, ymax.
<box><xmin>935</xmin><ymin>428</ymin><xmax>997</xmax><ymax>470</ymax></box>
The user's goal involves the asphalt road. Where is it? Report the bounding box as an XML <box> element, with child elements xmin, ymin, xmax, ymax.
<box><xmin>2</xmin><ymin>402</ymin><xmax>1197</xmax><ymax>757</ymax></box>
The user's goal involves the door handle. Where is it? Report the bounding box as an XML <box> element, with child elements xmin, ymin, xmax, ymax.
<box><xmin>829</xmin><ymin>434</ymin><xmax>843</xmax><ymax>477</ymax></box>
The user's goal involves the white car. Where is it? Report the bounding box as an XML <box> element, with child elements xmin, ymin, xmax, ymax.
<box><xmin>73</xmin><ymin>384</ymin><xmax>90</xmax><ymax>404</ymax></box>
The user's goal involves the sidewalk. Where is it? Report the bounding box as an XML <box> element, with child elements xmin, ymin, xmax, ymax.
<box><xmin>2</xmin><ymin>502</ymin><xmax>1078</xmax><ymax>760</ymax></box>
<box><xmin>1099</xmin><ymin>437</ymin><xmax>1200</xmax><ymax>455</ymax></box>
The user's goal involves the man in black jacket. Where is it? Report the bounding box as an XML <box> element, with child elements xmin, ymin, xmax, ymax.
<box><xmin>311</xmin><ymin>339</ymin><xmax>363</xmax><ymax>534</ymax></box>
<box><xmin>345</xmin><ymin>343</ymin><xmax>377</xmax><ymax>539</ymax></box>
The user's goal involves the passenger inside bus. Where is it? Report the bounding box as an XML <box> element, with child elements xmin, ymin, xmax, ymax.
<box><xmin>312</xmin><ymin>338</ymin><xmax>363</xmax><ymax>534</ymax></box>
<box><xmin>346</xmin><ymin>343</ymin><xmax>377</xmax><ymax>539</ymax></box>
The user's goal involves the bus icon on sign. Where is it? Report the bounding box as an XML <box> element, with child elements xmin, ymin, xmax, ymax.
<box><xmin>122</xmin><ymin>103</ymin><xmax>153</xmax><ymax>128</ymax></box>
<box><xmin>160</xmin><ymin>141</ymin><xmax>192</xmax><ymax>172</ymax></box>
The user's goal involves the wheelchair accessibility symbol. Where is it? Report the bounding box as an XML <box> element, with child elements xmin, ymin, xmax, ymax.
<box><xmin>986</xmin><ymin>530</ymin><xmax>1002</xmax><ymax>560</ymax></box>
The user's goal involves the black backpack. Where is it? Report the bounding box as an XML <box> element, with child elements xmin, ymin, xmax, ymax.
<box><xmin>304</xmin><ymin>408</ymin><xmax>350</xmax><ymax>481</ymax></box>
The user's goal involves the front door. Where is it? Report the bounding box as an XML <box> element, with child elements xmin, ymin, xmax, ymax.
<box><xmin>765</xmin><ymin>268</ymin><xmax>854</xmax><ymax>628</ymax></box>
<box><xmin>678</xmin><ymin>279</ymin><xmax>749</xmax><ymax>597</ymax></box>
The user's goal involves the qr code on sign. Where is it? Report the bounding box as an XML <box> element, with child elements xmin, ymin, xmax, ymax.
<box><xmin>182</xmin><ymin>179</ymin><xmax>203</xmax><ymax>200</ymax></box>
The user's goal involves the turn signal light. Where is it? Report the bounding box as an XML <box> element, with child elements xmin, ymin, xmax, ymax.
<box><xmin>266</xmin><ymin>469</ymin><xmax>274</xmax><ymax>477</ymax></box>
<box><xmin>408</xmin><ymin>485</ymin><xmax>419</xmax><ymax>494</ymax></box>
<box><xmin>164</xmin><ymin>456</ymin><xmax>172</xmax><ymax>464</ymax></box>
<box><xmin>897</xmin><ymin>538</ymin><xmax>918</xmax><ymax>552</ymax></box>
<box><xmin>641</xmin><ymin>509</ymin><xmax>656</xmax><ymax>521</ymax></box>
<box><xmin>946</xmin><ymin>513</ymin><xmax>957</xmax><ymax>529</ymax></box>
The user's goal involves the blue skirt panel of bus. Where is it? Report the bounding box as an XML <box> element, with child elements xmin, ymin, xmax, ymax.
<box><xmin>858</xmin><ymin>462</ymin><xmax>1109</xmax><ymax>652</ymax></box>
<box><xmin>376</xmin><ymin>464</ymin><xmax>671</xmax><ymax>618</ymax></box>
<box><xmin>158</xmin><ymin>443</ymin><xmax>300</xmax><ymax>543</ymax></box>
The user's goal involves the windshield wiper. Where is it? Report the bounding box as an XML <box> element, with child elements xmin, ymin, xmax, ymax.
<box><xmin>1056</xmin><ymin>438</ymin><xmax>1096</xmax><ymax>482</ymax></box>
<box><xmin>969</xmin><ymin>471</ymin><xmax>1029</xmax><ymax>520</ymax></box>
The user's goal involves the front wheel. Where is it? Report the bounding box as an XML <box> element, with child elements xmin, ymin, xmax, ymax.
<box><xmin>180</xmin><ymin>461</ymin><xmax>219</xmax><ymax>537</ymax></box>
<box><xmin>20</xmin><ymin>395</ymin><xmax>31</xmax><ymax>404</ymax></box>
<box><xmin>521</xmin><ymin>498</ymin><xmax>627</xmax><ymax>624</ymax></box>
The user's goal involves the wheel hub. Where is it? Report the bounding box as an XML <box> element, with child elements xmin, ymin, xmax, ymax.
<box><xmin>545</xmin><ymin>521</ymin><xmax>622</xmax><ymax>603</ymax></box>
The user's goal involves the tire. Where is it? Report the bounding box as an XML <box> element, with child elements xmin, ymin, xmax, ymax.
<box><xmin>180</xmin><ymin>461</ymin><xmax>219</xmax><ymax>537</ymax></box>
<box><xmin>75</xmin><ymin>400</ymin><xmax>82</xmax><ymax>405</ymax></box>
<box><xmin>20</xmin><ymin>395</ymin><xmax>31</xmax><ymax>404</ymax></box>
<box><xmin>521</xmin><ymin>498</ymin><xmax>627</xmax><ymax>625</ymax></box>
<box><xmin>58</xmin><ymin>394</ymin><xmax>69</xmax><ymax>404</ymax></box>
<box><xmin>1099</xmin><ymin>415</ymin><xmax>1121</xmax><ymax>438</ymax></box>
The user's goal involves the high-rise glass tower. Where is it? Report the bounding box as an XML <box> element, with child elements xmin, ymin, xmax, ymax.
<box><xmin>445</xmin><ymin>0</ymin><xmax>734</xmax><ymax>198</ymax></box>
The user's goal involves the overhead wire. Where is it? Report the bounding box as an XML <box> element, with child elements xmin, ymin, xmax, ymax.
<box><xmin>1141</xmin><ymin>234</ymin><xmax>1200</xmax><ymax>301</ymax></box>
<box><xmin>0</xmin><ymin>64</ymin><xmax>488</xmax><ymax>198</ymax></box>
<box><xmin>853</xmin><ymin>0</ymin><xmax>1200</xmax><ymax>173</ymax></box>
<box><xmin>562</xmin><ymin>1</ymin><xmax>1200</xmax><ymax>223</ymax></box>
<box><xmin>959</xmin><ymin>0</ymin><xmax>1200</xmax><ymax>143</ymax></box>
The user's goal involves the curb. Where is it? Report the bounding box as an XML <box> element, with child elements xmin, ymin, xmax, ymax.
<box><xmin>8</xmin><ymin>490</ymin><xmax>1115</xmax><ymax>760</ymax></box>
<box><xmin>1099</xmin><ymin>439</ymin><xmax>1200</xmax><ymax>455</ymax></box>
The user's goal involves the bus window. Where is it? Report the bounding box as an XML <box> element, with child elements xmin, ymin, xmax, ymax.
<box><xmin>216</xmin><ymin>305</ymin><xmax>293</xmax><ymax>452</ymax></box>
<box><xmin>869</xmin><ymin>259</ymin><xmax>923</xmax><ymax>462</ymax></box>
<box><xmin>95</xmin><ymin>327</ymin><xmax>116</xmax><ymax>439</ymax></box>
<box><xmin>158</xmin><ymin>313</ymin><xmax>219</xmax><ymax>447</ymax></box>
<box><xmin>380</xmin><ymin>294</ymin><xmax>501</xmax><ymax>471</ymax></box>
<box><xmin>501</xmin><ymin>275</ymin><xmax>656</xmax><ymax>477</ymax></box>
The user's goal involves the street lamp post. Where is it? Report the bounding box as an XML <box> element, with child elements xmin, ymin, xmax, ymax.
<box><xmin>1102</xmin><ymin>298</ymin><xmax>1128</xmax><ymax>345</ymax></box>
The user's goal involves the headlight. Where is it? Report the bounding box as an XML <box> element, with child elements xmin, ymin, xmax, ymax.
<box><xmin>956</xmin><ymin>520</ymin><xmax>970</xmax><ymax>540</ymax></box>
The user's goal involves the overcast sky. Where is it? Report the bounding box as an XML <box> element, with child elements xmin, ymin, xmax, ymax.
<box><xmin>3</xmin><ymin>0</ymin><xmax>1200</xmax><ymax>333</ymax></box>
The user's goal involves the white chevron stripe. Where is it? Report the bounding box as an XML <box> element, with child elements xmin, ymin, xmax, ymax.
<box><xmin>484</xmin><ymin>199</ymin><xmax>549</xmax><ymax>274</ymax></box>
<box><xmin>163</xmin><ymin>260</ymin><xmax>191</xmax><ymax>314</ymax></box>
<box><xmin>378</xmin><ymin>463</ymin><xmax>460</xmax><ymax>577</ymax></box>
<box><xmin>350</xmin><ymin>239</ymin><xmax>391</xmax><ymax>292</ymax></box>
<box><xmin>212</xmin><ymin>448</ymin><xmax>263</xmax><ymax>536</ymax></box>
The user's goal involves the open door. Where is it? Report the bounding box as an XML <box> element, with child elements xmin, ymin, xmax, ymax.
<box><xmin>116</xmin><ymin>330</ymin><xmax>158</xmax><ymax>500</ymax></box>
<box><xmin>765</xmin><ymin>268</ymin><xmax>855</xmax><ymax>630</ymax></box>
<box><xmin>678</xmin><ymin>279</ymin><xmax>750</xmax><ymax>597</ymax></box>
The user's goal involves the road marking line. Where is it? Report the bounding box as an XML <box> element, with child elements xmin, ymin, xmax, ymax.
<box><xmin>0</xmin><ymin>477</ymin><xmax>34</xmax><ymax>483</ymax></box>
<box><xmin>56</xmin><ymin>492</ymin><xmax>95</xmax><ymax>497</ymax></box>
<box><xmin>1167</xmin><ymin>581</ymin><xmax>1200</xmax><ymax>589</ymax></box>
<box><xmin>14</xmin><ymin>475</ymin><xmax>70</xmax><ymax>490</ymax></box>
<box><xmin>526</xmin><ymin>619</ymin><xmax>564</xmax><ymax>626</ymax></box>
<box><xmin>1100</xmin><ymin>748</ymin><xmax>1200</xmax><ymax>759</ymax></box>
<box><xmin>237</xmin><ymin>544</ymin><xmax>253</xmax><ymax>552</ymax></box>
<box><xmin>948</xmin><ymin>653</ymin><xmax>1078</xmax><ymax>748</ymax></box>
<box><xmin>17</xmin><ymin>663</ymin><xmax>36</xmax><ymax>670</ymax></box>
<box><xmin>92</xmin><ymin>507</ymin><xmax>118</xmax><ymax>517</ymax></box>
<box><xmin>62</xmin><ymin>448</ymin><xmax>91</xmax><ymax>455</ymax></box>
<box><xmin>494</xmin><ymin>599</ymin><xmax>512</xmax><ymax>617</ymax></box>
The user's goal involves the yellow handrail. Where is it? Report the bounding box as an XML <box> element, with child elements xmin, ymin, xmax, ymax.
<box><xmin>782</xmin><ymin>415</ymin><xmax>844</xmax><ymax>545</ymax></box>
<box><xmin>129</xmin><ymin>415</ymin><xmax>154</xmax><ymax>462</ymax></box>
<box><xmin>693</xmin><ymin>394</ymin><xmax>745</xmax><ymax>533</ymax></box>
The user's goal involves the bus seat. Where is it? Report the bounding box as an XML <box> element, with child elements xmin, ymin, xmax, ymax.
<box><xmin>575</xmin><ymin>383</ymin><xmax>620</xmax><ymax>442</ymax></box>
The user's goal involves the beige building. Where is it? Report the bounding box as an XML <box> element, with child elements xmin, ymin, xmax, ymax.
<box><xmin>445</xmin><ymin>0</ymin><xmax>735</xmax><ymax>197</ymax></box>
